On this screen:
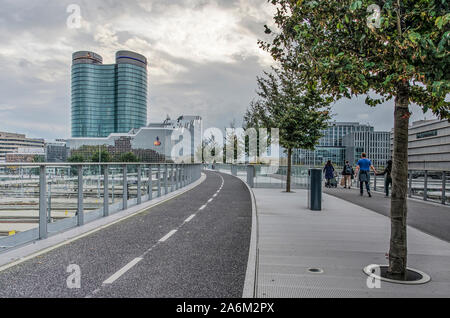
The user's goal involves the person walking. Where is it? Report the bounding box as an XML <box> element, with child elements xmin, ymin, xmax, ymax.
<box><xmin>354</xmin><ymin>153</ymin><xmax>377</xmax><ymax>197</ymax></box>
<box><xmin>377</xmin><ymin>159</ymin><xmax>393</xmax><ymax>197</ymax></box>
<box><xmin>323</xmin><ymin>160</ymin><xmax>335</xmax><ymax>188</ymax></box>
<box><xmin>341</xmin><ymin>160</ymin><xmax>354</xmax><ymax>189</ymax></box>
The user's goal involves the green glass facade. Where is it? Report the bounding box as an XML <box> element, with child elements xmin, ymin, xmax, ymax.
<box><xmin>71</xmin><ymin>51</ymin><xmax>148</xmax><ymax>138</ymax></box>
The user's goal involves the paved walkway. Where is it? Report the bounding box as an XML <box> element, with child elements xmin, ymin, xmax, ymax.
<box><xmin>253</xmin><ymin>188</ymin><xmax>450</xmax><ymax>298</ymax></box>
<box><xmin>324</xmin><ymin>187</ymin><xmax>450</xmax><ymax>242</ymax></box>
<box><xmin>0</xmin><ymin>171</ymin><xmax>252</xmax><ymax>298</ymax></box>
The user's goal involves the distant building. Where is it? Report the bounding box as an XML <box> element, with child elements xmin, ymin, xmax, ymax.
<box><xmin>71</xmin><ymin>50</ymin><xmax>148</xmax><ymax>138</ymax></box>
<box><xmin>343</xmin><ymin>131</ymin><xmax>391</xmax><ymax>168</ymax></box>
<box><xmin>6</xmin><ymin>147</ymin><xmax>45</xmax><ymax>163</ymax></box>
<box><xmin>45</xmin><ymin>140</ymin><xmax>69</xmax><ymax>163</ymax></box>
<box><xmin>67</xmin><ymin>115</ymin><xmax>203</xmax><ymax>163</ymax></box>
<box><xmin>390</xmin><ymin>119</ymin><xmax>450</xmax><ymax>171</ymax></box>
<box><xmin>293</xmin><ymin>122</ymin><xmax>374</xmax><ymax>167</ymax></box>
<box><xmin>0</xmin><ymin>132</ymin><xmax>45</xmax><ymax>162</ymax></box>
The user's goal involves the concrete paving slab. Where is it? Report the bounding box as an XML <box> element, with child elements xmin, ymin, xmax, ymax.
<box><xmin>253</xmin><ymin>188</ymin><xmax>450</xmax><ymax>298</ymax></box>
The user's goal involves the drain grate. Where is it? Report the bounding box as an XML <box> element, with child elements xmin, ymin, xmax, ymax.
<box><xmin>307</xmin><ymin>268</ymin><xmax>324</xmax><ymax>274</ymax></box>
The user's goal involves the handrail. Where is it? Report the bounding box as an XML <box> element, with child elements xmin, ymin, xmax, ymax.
<box><xmin>0</xmin><ymin>162</ymin><xmax>199</xmax><ymax>167</ymax></box>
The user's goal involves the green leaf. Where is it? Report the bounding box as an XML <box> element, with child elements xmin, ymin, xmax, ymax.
<box><xmin>408</xmin><ymin>32</ymin><xmax>421</xmax><ymax>44</ymax></box>
<box><xmin>350</xmin><ymin>1</ymin><xmax>362</xmax><ymax>12</ymax></box>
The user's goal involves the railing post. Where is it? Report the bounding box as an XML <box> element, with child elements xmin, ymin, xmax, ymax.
<box><xmin>123</xmin><ymin>164</ymin><xmax>128</xmax><ymax>210</ymax></box>
<box><xmin>171</xmin><ymin>164</ymin><xmax>175</xmax><ymax>192</ymax></box>
<box><xmin>408</xmin><ymin>170</ymin><xmax>413</xmax><ymax>198</ymax></box>
<box><xmin>374</xmin><ymin>172</ymin><xmax>377</xmax><ymax>192</ymax></box>
<box><xmin>47</xmin><ymin>182</ymin><xmax>52</xmax><ymax>223</ymax></box>
<box><xmin>247</xmin><ymin>165</ymin><xmax>255</xmax><ymax>188</ymax></box>
<box><xmin>187</xmin><ymin>165</ymin><xmax>190</xmax><ymax>185</ymax></box>
<box><xmin>175</xmin><ymin>164</ymin><xmax>179</xmax><ymax>190</ymax></box>
<box><xmin>423</xmin><ymin>170</ymin><xmax>428</xmax><ymax>201</ymax></box>
<box><xmin>137</xmin><ymin>164</ymin><xmax>142</xmax><ymax>205</ymax></box>
<box><xmin>148</xmin><ymin>164</ymin><xmax>153</xmax><ymax>201</ymax></box>
<box><xmin>164</xmin><ymin>164</ymin><xmax>168</xmax><ymax>194</ymax></box>
<box><xmin>39</xmin><ymin>165</ymin><xmax>47</xmax><ymax>239</ymax></box>
<box><xmin>177</xmin><ymin>164</ymin><xmax>181</xmax><ymax>189</ymax></box>
<box><xmin>157</xmin><ymin>164</ymin><xmax>161</xmax><ymax>197</ymax></box>
<box><xmin>77</xmin><ymin>165</ymin><xmax>84</xmax><ymax>226</ymax></box>
<box><xmin>442</xmin><ymin>171</ymin><xmax>447</xmax><ymax>205</ymax></box>
<box><xmin>103</xmin><ymin>165</ymin><xmax>109</xmax><ymax>217</ymax></box>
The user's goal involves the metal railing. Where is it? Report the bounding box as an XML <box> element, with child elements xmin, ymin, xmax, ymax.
<box><xmin>210</xmin><ymin>163</ymin><xmax>310</xmax><ymax>189</ymax></box>
<box><xmin>0</xmin><ymin>163</ymin><xmax>202</xmax><ymax>252</ymax></box>
<box><xmin>332</xmin><ymin>169</ymin><xmax>449</xmax><ymax>205</ymax></box>
<box><xmin>209</xmin><ymin>164</ymin><xmax>449</xmax><ymax>206</ymax></box>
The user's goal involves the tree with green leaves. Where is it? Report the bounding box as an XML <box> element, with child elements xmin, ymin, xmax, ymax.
<box><xmin>262</xmin><ymin>0</ymin><xmax>449</xmax><ymax>279</ymax></box>
<box><xmin>119</xmin><ymin>152</ymin><xmax>139</xmax><ymax>163</ymax></box>
<box><xmin>244</xmin><ymin>66</ymin><xmax>332</xmax><ymax>192</ymax></box>
<box><xmin>67</xmin><ymin>154</ymin><xmax>84</xmax><ymax>163</ymax></box>
<box><xmin>91</xmin><ymin>150</ymin><xmax>111</xmax><ymax>163</ymax></box>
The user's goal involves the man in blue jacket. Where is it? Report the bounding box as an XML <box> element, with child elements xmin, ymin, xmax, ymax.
<box><xmin>354</xmin><ymin>153</ymin><xmax>378</xmax><ymax>197</ymax></box>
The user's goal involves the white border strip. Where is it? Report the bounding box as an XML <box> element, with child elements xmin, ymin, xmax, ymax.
<box><xmin>239</xmin><ymin>175</ymin><xmax>259</xmax><ymax>298</ymax></box>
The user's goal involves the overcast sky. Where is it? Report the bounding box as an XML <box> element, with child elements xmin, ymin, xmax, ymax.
<box><xmin>0</xmin><ymin>0</ymin><xmax>436</xmax><ymax>140</ymax></box>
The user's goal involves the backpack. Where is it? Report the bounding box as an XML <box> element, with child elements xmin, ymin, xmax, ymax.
<box><xmin>345</xmin><ymin>165</ymin><xmax>352</xmax><ymax>175</ymax></box>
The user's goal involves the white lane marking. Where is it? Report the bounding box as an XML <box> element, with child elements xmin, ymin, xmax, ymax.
<box><xmin>213</xmin><ymin>193</ymin><xmax>218</xmax><ymax>198</ymax></box>
<box><xmin>199</xmin><ymin>204</ymin><xmax>207</xmax><ymax>211</ymax></box>
<box><xmin>103</xmin><ymin>257</ymin><xmax>143</xmax><ymax>285</ymax></box>
<box><xmin>159</xmin><ymin>229</ymin><xmax>177</xmax><ymax>242</ymax></box>
<box><xmin>184</xmin><ymin>214</ymin><xmax>196</xmax><ymax>223</ymax></box>
<box><xmin>208</xmin><ymin>198</ymin><xmax>213</xmax><ymax>203</ymax></box>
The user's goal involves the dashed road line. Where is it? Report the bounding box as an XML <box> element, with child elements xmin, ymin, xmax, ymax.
<box><xmin>159</xmin><ymin>230</ymin><xmax>178</xmax><ymax>242</ymax></box>
<box><xmin>86</xmin><ymin>171</ymin><xmax>226</xmax><ymax>297</ymax></box>
<box><xmin>184</xmin><ymin>214</ymin><xmax>196</xmax><ymax>223</ymax></box>
<box><xmin>103</xmin><ymin>257</ymin><xmax>143</xmax><ymax>285</ymax></box>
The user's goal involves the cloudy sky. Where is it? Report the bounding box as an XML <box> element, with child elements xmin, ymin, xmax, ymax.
<box><xmin>0</xmin><ymin>0</ymin><xmax>436</xmax><ymax>140</ymax></box>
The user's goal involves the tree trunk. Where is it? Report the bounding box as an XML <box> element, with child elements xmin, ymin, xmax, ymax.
<box><xmin>388</xmin><ymin>82</ymin><xmax>410</xmax><ymax>280</ymax></box>
<box><xmin>286</xmin><ymin>148</ymin><xmax>292</xmax><ymax>192</ymax></box>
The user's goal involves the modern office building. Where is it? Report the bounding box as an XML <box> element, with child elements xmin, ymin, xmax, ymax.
<box><xmin>6</xmin><ymin>148</ymin><xmax>45</xmax><ymax>163</ymax></box>
<box><xmin>0</xmin><ymin>132</ymin><xmax>45</xmax><ymax>162</ymax></box>
<box><xmin>45</xmin><ymin>140</ymin><xmax>69</xmax><ymax>163</ymax></box>
<box><xmin>67</xmin><ymin>115</ymin><xmax>203</xmax><ymax>163</ymax></box>
<box><xmin>390</xmin><ymin>119</ymin><xmax>450</xmax><ymax>171</ymax></box>
<box><xmin>71</xmin><ymin>50</ymin><xmax>148</xmax><ymax>138</ymax></box>
<box><xmin>343</xmin><ymin>131</ymin><xmax>391</xmax><ymax>168</ymax></box>
<box><xmin>293</xmin><ymin>122</ymin><xmax>374</xmax><ymax>167</ymax></box>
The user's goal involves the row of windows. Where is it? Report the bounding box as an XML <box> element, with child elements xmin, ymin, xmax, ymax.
<box><xmin>72</xmin><ymin>103</ymin><xmax>147</xmax><ymax>109</ymax></box>
<box><xmin>72</xmin><ymin>66</ymin><xmax>147</xmax><ymax>75</ymax></box>
<box><xmin>72</xmin><ymin>103</ymin><xmax>146</xmax><ymax>110</ymax></box>
<box><xmin>72</xmin><ymin>113</ymin><xmax>146</xmax><ymax>119</ymax></box>
<box><xmin>72</xmin><ymin>79</ymin><xmax>148</xmax><ymax>87</ymax></box>
<box><xmin>416</xmin><ymin>130</ymin><xmax>438</xmax><ymax>139</ymax></box>
<box><xmin>72</xmin><ymin>94</ymin><xmax>147</xmax><ymax>101</ymax></box>
<box><xmin>0</xmin><ymin>139</ymin><xmax>44</xmax><ymax>144</ymax></box>
<box><xmin>72</xmin><ymin>74</ymin><xmax>148</xmax><ymax>82</ymax></box>
<box><xmin>71</xmin><ymin>85</ymin><xmax>148</xmax><ymax>94</ymax></box>
<box><xmin>72</xmin><ymin>114</ymin><xmax>146</xmax><ymax>121</ymax></box>
<box><xmin>71</xmin><ymin>77</ymin><xmax>147</xmax><ymax>86</ymax></box>
<box><xmin>72</xmin><ymin>100</ymin><xmax>147</xmax><ymax>106</ymax></box>
<box><xmin>72</xmin><ymin>86</ymin><xmax>147</xmax><ymax>93</ymax></box>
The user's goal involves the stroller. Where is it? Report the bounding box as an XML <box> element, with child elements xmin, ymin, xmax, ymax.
<box><xmin>325</xmin><ymin>171</ymin><xmax>338</xmax><ymax>188</ymax></box>
<box><xmin>328</xmin><ymin>177</ymin><xmax>338</xmax><ymax>188</ymax></box>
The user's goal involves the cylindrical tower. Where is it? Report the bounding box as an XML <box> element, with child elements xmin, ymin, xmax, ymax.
<box><xmin>115</xmin><ymin>50</ymin><xmax>148</xmax><ymax>133</ymax></box>
<box><xmin>71</xmin><ymin>51</ymin><xmax>116</xmax><ymax>137</ymax></box>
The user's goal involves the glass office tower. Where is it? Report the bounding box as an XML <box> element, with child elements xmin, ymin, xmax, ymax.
<box><xmin>71</xmin><ymin>51</ymin><xmax>148</xmax><ymax>138</ymax></box>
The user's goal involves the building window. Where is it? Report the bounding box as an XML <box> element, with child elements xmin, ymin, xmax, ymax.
<box><xmin>417</xmin><ymin>130</ymin><xmax>438</xmax><ymax>139</ymax></box>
